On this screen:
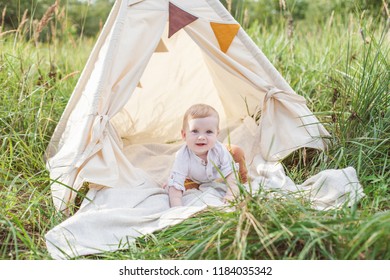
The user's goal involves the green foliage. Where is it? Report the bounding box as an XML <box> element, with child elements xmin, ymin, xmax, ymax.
<box><xmin>66</xmin><ymin>0</ymin><xmax>113</xmax><ymax>37</ymax></box>
<box><xmin>0</xmin><ymin>0</ymin><xmax>53</xmax><ymax>29</ymax></box>
<box><xmin>222</xmin><ymin>0</ymin><xmax>387</xmax><ymax>27</ymax></box>
<box><xmin>0</xmin><ymin>32</ymin><xmax>93</xmax><ymax>259</ymax></box>
<box><xmin>0</xmin><ymin>0</ymin><xmax>113</xmax><ymax>39</ymax></box>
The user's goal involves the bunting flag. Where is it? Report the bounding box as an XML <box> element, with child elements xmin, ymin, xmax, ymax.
<box><xmin>210</xmin><ymin>22</ymin><xmax>240</xmax><ymax>53</ymax></box>
<box><xmin>168</xmin><ymin>2</ymin><xmax>198</xmax><ymax>38</ymax></box>
<box><xmin>155</xmin><ymin>39</ymin><xmax>168</xmax><ymax>52</ymax></box>
<box><xmin>137</xmin><ymin>81</ymin><xmax>142</xmax><ymax>88</ymax></box>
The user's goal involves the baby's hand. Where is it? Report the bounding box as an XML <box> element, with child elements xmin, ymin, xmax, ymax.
<box><xmin>162</xmin><ymin>182</ymin><xmax>168</xmax><ymax>190</ymax></box>
<box><xmin>223</xmin><ymin>194</ymin><xmax>235</xmax><ymax>204</ymax></box>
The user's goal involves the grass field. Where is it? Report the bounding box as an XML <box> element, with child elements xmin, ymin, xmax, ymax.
<box><xmin>0</xmin><ymin>1</ymin><xmax>389</xmax><ymax>260</ymax></box>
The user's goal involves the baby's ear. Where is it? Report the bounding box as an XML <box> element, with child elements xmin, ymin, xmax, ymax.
<box><xmin>181</xmin><ymin>129</ymin><xmax>186</xmax><ymax>139</ymax></box>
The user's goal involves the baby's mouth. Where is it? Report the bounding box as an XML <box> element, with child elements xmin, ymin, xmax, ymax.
<box><xmin>196</xmin><ymin>143</ymin><xmax>206</xmax><ymax>146</ymax></box>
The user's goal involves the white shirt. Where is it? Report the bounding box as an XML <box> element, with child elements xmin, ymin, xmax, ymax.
<box><xmin>168</xmin><ymin>141</ymin><xmax>234</xmax><ymax>191</ymax></box>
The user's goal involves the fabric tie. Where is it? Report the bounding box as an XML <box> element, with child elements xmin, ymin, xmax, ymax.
<box><xmin>74</xmin><ymin>113</ymin><xmax>110</xmax><ymax>168</ymax></box>
<box><xmin>265</xmin><ymin>87</ymin><xmax>307</xmax><ymax>104</ymax></box>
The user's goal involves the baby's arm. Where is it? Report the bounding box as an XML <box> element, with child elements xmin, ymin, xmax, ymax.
<box><xmin>166</xmin><ymin>146</ymin><xmax>189</xmax><ymax>207</ymax></box>
<box><xmin>217</xmin><ymin>143</ymin><xmax>240</xmax><ymax>203</ymax></box>
<box><xmin>168</xmin><ymin>186</ymin><xmax>183</xmax><ymax>207</ymax></box>
<box><xmin>223</xmin><ymin>172</ymin><xmax>239</xmax><ymax>203</ymax></box>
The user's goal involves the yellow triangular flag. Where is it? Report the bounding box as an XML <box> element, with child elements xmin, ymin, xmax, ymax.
<box><xmin>155</xmin><ymin>39</ymin><xmax>168</xmax><ymax>52</ymax></box>
<box><xmin>210</xmin><ymin>22</ymin><xmax>240</xmax><ymax>53</ymax></box>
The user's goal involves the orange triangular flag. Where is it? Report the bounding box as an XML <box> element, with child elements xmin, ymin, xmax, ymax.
<box><xmin>210</xmin><ymin>22</ymin><xmax>240</xmax><ymax>53</ymax></box>
<box><xmin>168</xmin><ymin>2</ymin><xmax>198</xmax><ymax>38</ymax></box>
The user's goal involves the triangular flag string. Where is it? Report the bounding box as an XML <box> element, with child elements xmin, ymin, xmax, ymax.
<box><xmin>210</xmin><ymin>22</ymin><xmax>240</xmax><ymax>53</ymax></box>
<box><xmin>154</xmin><ymin>39</ymin><xmax>168</xmax><ymax>52</ymax></box>
<box><xmin>168</xmin><ymin>2</ymin><xmax>198</xmax><ymax>38</ymax></box>
<box><xmin>168</xmin><ymin>2</ymin><xmax>240</xmax><ymax>53</ymax></box>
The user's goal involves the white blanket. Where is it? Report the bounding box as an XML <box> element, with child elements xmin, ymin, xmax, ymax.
<box><xmin>45</xmin><ymin>143</ymin><xmax>364</xmax><ymax>259</ymax></box>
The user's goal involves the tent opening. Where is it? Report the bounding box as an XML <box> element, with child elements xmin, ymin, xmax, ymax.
<box><xmin>111</xmin><ymin>22</ymin><xmax>261</xmax><ymax>146</ymax></box>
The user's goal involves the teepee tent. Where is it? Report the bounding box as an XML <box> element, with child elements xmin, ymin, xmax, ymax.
<box><xmin>46</xmin><ymin>0</ymin><xmax>329</xmax><ymax>212</ymax></box>
<box><xmin>44</xmin><ymin>0</ymin><xmax>364</xmax><ymax>259</ymax></box>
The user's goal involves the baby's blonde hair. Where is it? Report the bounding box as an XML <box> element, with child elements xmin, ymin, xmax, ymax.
<box><xmin>182</xmin><ymin>104</ymin><xmax>220</xmax><ymax>131</ymax></box>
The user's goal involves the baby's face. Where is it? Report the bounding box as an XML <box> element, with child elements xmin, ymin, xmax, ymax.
<box><xmin>182</xmin><ymin>116</ymin><xmax>219</xmax><ymax>159</ymax></box>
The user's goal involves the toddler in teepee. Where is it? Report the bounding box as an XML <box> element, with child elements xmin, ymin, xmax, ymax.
<box><xmin>164</xmin><ymin>103</ymin><xmax>247</xmax><ymax>207</ymax></box>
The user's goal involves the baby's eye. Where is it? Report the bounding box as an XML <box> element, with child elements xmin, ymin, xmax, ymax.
<box><xmin>206</xmin><ymin>130</ymin><xmax>214</xmax><ymax>134</ymax></box>
<box><xmin>191</xmin><ymin>129</ymin><xmax>199</xmax><ymax>134</ymax></box>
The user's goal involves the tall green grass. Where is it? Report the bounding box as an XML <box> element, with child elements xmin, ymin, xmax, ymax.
<box><xmin>0</xmin><ymin>23</ymin><xmax>94</xmax><ymax>259</ymax></box>
<box><xmin>0</xmin><ymin>1</ymin><xmax>389</xmax><ymax>259</ymax></box>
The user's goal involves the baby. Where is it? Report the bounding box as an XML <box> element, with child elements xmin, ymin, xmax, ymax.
<box><xmin>165</xmin><ymin>103</ymin><xmax>247</xmax><ymax>207</ymax></box>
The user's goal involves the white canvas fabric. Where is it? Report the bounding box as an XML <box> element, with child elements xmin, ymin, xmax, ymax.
<box><xmin>44</xmin><ymin>0</ymin><xmax>363</xmax><ymax>259</ymax></box>
<box><xmin>45</xmin><ymin>137</ymin><xmax>363</xmax><ymax>259</ymax></box>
